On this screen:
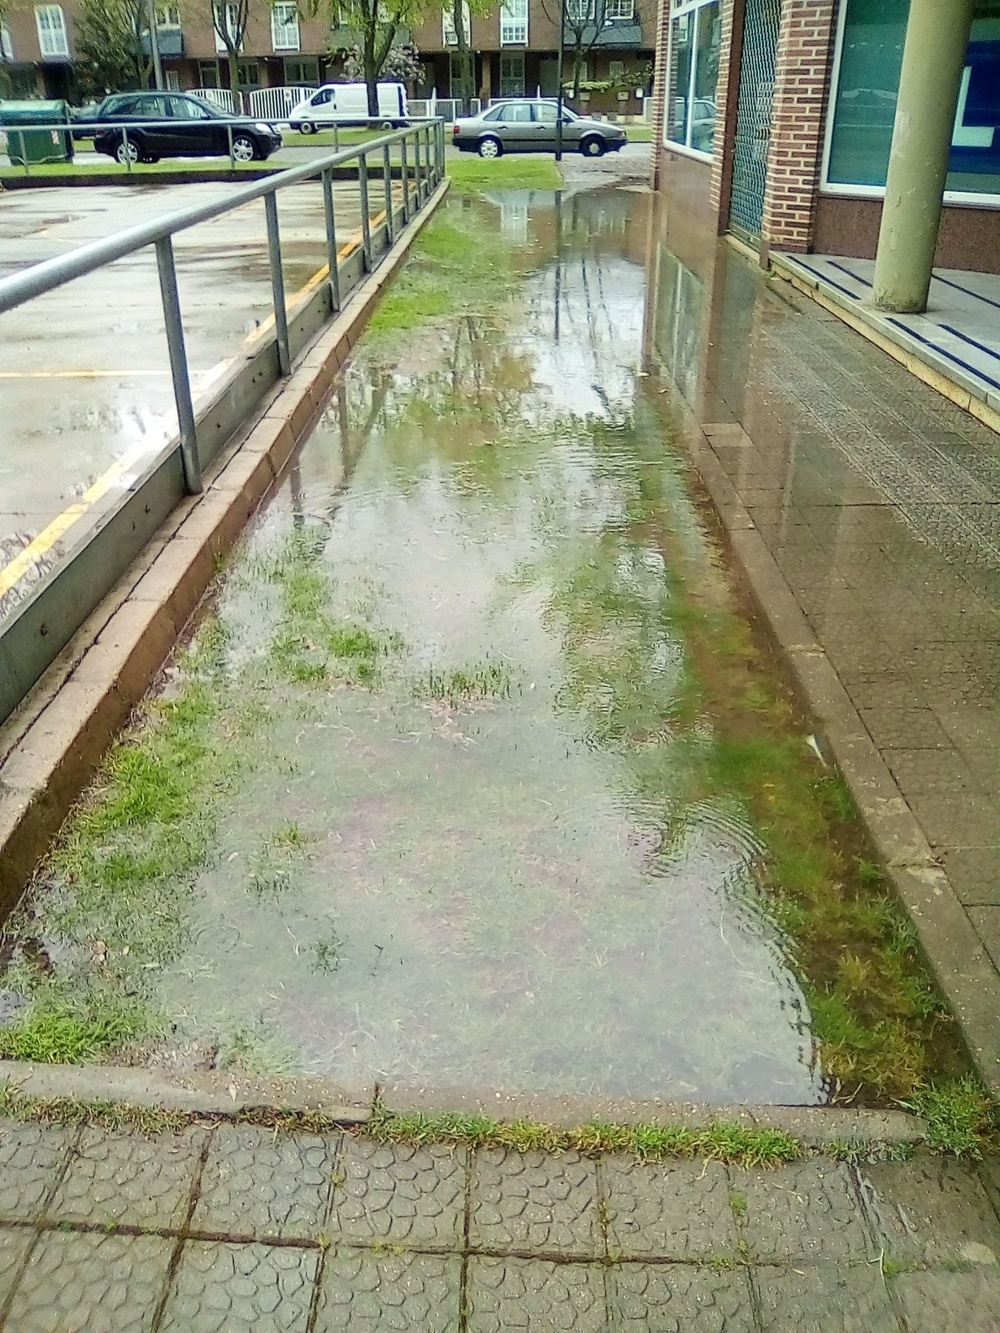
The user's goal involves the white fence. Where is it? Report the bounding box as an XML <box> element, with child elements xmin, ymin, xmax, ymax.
<box><xmin>196</xmin><ymin>87</ymin><xmax>239</xmax><ymax>114</ymax></box>
<box><xmin>409</xmin><ymin>96</ymin><xmax>481</xmax><ymax>122</ymax></box>
<box><xmin>247</xmin><ymin>85</ymin><xmax>316</xmax><ymax>123</ymax></box>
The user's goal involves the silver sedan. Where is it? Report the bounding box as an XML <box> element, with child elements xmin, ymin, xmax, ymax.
<box><xmin>452</xmin><ymin>99</ymin><xmax>628</xmax><ymax>158</ymax></box>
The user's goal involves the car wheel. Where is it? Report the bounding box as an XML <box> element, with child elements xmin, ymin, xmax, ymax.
<box><xmin>580</xmin><ymin>135</ymin><xmax>605</xmax><ymax>158</ymax></box>
<box><xmin>232</xmin><ymin>134</ymin><xmax>258</xmax><ymax>163</ymax></box>
<box><xmin>115</xmin><ymin>138</ymin><xmax>141</xmax><ymax>165</ymax></box>
<box><xmin>299</xmin><ymin>120</ymin><xmax>316</xmax><ymax>135</ymax></box>
<box><xmin>380</xmin><ymin>119</ymin><xmax>394</xmax><ymax>130</ymax></box>
<box><xmin>478</xmin><ymin>136</ymin><xmax>502</xmax><ymax>159</ymax></box>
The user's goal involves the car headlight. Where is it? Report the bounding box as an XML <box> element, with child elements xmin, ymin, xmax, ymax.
<box><xmin>255</xmin><ymin>122</ymin><xmax>274</xmax><ymax>134</ymax></box>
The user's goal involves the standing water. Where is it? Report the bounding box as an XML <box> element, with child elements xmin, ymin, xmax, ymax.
<box><xmin>1</xmin><ymin>185</ymin><xmax>957</xmax><ymax>1105</ymax></box>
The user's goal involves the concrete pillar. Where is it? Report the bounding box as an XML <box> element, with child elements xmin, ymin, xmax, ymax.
<box><xmin>871</xmin><ymin>0</ymin><xmax>975</xmax><ymax>313</ymax></box>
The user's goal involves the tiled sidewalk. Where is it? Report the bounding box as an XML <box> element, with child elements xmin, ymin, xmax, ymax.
<box><xmin>649</xmin><ymin>223</ymin><xmax>1000</xmax><ymax>1090</ymax></box>
<box><xmin>2</xmin><ymin>1117</ymin><xmax>1000</xmax><ymax>1330</ymax></box>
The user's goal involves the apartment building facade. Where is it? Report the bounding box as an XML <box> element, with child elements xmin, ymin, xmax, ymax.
<box><xmin>648</xmin><ymin>0</ymin><xmax>1000</xmax><ymax>274</ymax></box>
<box><xmin>0</xmin><ymin>0</ymin><xmax>655</xmax><ymax>108</ymax></box>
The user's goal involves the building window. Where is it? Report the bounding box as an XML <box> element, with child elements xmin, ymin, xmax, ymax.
<box><xmin>156</xmin><ymin>4</ymin><xmax>180</xmax><ymax>25</ymax></box>
<box><xmin>566</xmin><ymin>0</ymin><xmax>594</xmax><ymax>20</ymax></box>
<box><xmin>213</xmin><ymin>3</ymin><xmax>242</xmax><ymax>52</ymax></box>
<box><xmin>825</xmin><ymin>0</ymin><xmax>1000</xmax><ymax>199</ymax></box>
<box><xmin>284</xmin><ymin>55</ymin><xmax>319</xmax><ymax>83</ymax></box>
<box><xmin>198</xmin><ymin>59</ymin><xmax>221</xmax><ymax>87</ymax></box>
<box><xmin>35</xmin><ymin>5</ymin><xmax>69</xmax><ymax>59</ymax></box>
<box><xmin>237</xmin><ymin>58</ymin><xmax>259</xmax><ymax>88</ymax></box>
<box><xmin>165</xmin><ymin>68</ymin><xmax>181</xmax><ymax>89</ymax></box>
<box><xmin>271</xmin><ymin>2</ymin><xmax>300</xmax><ymax>51</ymax></box>
<box><xmin>443</xmin><ymin>2</ymin><xmax>470</xmax><ymax>46</ymax></box>
<box><xmin>500</xmin><ymin>0</ymin><xmax>527</xmax><ymax>46</ymax></box>
<box><xmin>0</xmin><ymin>21</ymin><xmax>14</xmax><ymax>59</ymax></box>
<box><xmin>666</xmin><ymin>0</ymin><xmax>719</xmax><ymax>156</ymax></box>
<box><xmin>499</xmin><ymin>52</ymin><xmax>525</xmax><ymax>93</ymax></box>
<box><xmin>605</xmin><ymin>0</ymin><xmax>634</xmax><ymax>18</ymax></box>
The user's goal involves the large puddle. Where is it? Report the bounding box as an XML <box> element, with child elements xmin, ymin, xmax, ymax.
<box><xmin>3</xmin><ymin>185</ymin><xmax>956</xmax><ymax>1103</ymax></box>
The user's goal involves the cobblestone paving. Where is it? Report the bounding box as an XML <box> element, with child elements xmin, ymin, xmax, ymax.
<box><xmin>1</xmin><ymin>1118</ymin><xmax>1000</xmax><ymax>1329</ymax></box>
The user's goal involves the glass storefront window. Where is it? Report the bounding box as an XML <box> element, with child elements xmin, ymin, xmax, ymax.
<box><xmin>666</xmin><ymin>0</ymin><xmax>720</xmax><ymax>156</ymax></box>
<box><xmin>826</xmin><ymin>0</ymin><xmax>1000</xmax><ymax>198</ymax></box>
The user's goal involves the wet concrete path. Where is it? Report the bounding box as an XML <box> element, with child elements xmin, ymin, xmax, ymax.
<box><xmin>0</xmin><ymin>173</ymin><xmax>970</xmax><ymax>1109</ymax></box>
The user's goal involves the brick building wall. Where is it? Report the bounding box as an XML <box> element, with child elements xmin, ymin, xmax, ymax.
<box><xmin>759</xmin><ymin>0</ymin><xmax>837</xmax><ymax>255</ymax></box>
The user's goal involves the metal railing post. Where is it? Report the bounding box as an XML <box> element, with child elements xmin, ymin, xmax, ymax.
<box><xmin>413</xmin><ymin>128</ymin><xmax>422</xmax><ymax>202</ymax></box>
<box><xmin>227</xmin><ymin>122</ymin><xmax>235</xmax><ymax>169</ymax></box>
<box><xmin>264</xmin><ymin>192</ymin><xmax>291</xmax><ymax>376</ymax></box>
<box><xmin>358</xmin><ymin>153</ymin><xmax>372</xmax><ymax>272</ymax></box>
<box><xmin>400</xmin><ymin>134</ymin><xmax>410</xmax><ymax>223</ymax></box>
<box><xmin>321</xmin><ymin>167</ymin><xmax>341</xmax><ymax>313</ymax></box>
<box><xmin>122</xmin><ymin>125</ymin><xmax>133</xmax><ymax>174</ymax></box>
<box><xmin>154</xmin><ymin>236</ymin><xmax>202</xmax><ymax>495</ymax></box>
<box><xmin>382</xmin><ymin>141</ymin><xmax>394</xmax><ymax>247</ymax></box>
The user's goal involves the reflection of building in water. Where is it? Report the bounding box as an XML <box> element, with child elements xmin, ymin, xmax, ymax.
<box><xmin>647</xmin><ymin>0</ymin><xmax>1000</xmax><ymax>288</ymax></box>
<box><xmin>500</xmin><ymin>201</ymin><xmax>530</xmax><ymax>244</ymax></box>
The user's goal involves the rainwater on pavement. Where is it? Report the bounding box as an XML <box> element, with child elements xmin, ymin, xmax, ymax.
<box><xmin>1</xmin><ymin>179</ymin><xmax>964</xmax><ymax>1105</ymax></box>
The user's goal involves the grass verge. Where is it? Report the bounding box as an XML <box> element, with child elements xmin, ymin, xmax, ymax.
<box><xmin>446</xmin><ymin>153</ymin><xmax>562</xmax><ymax>193</ymax></box>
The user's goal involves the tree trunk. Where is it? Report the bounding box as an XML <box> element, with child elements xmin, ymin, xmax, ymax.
<box><xmin>452</xmin><ymin>0</ymin><xmax>474</xmax><ymax>114</ymax></box>
<box><xmin>227</xmin><ymin>45</ymin><xmax>240</xmax><ymax>103</ymax></box>
<box><xmin>364</xmin><ymin>35</ymin><xmax>378</xmax><ymax>117</ymax></box>
<box><xmin>572</xmin><ymin>44</ymin><xmax>583</xmax><ymax>102</ymax></box>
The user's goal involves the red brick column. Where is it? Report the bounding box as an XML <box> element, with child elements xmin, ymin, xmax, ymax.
<box><xmin>649</xmin><ymin>0</ymin><xmax>670</xmax><ymax>187</ymax></box>
<box><xmin>760</xmin><ymin>0</ymin><xmax>838</xmax><ymax>256</ymax></box>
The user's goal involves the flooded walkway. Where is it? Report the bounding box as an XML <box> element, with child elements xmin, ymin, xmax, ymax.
<box><xmin>0</xmin><ymin>177</ymin><xmax>967</xmax><ymax>1106</ymax></box>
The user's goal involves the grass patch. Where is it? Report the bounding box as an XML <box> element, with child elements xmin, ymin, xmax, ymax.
<box><xmin>0</xmin><ymin>158</ymin><xmax>277</xmax><ymax>180</ymax></box>
<box><xmin>904</xmin><ymin>1078</ymin><xmax>999</xmax><ymax>1158</ymax></box>
<box><xmin>415</xmin><ymin>660</ymin><xmax>514</xmax><ymax>707</ymax></box>
<box><xmin>367</xmin><ymin>1106</ymin><xmax>801</xmax><ymax>1167</ymax></box>
<box><xmin>0</xmin><ymin>1006</ymin><xmax>145</xmax><ymax>1064</ymax></box>
<box><xmin>447</xmin><ymin>153</ymin><xmax>562</xmax><ymax>193</ymax></box>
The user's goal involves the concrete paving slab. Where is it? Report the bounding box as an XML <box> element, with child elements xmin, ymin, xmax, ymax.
<box><xmin>602</xmin><ymin>1157</ymin><xmax>737</xmax><ymax>1261</ymax></box>
<box><xmin>753</xmin><ymin>1265</ymin><xmax>901</xmax><ymax>1332</ymax></box>
<box><xmin>331</xmin><ymin>1139</ymin><xmax>466</xmax><ymax>1250</ymax></box>
<box><xmin>891</xmin><ymin>1268</ymin><xmax>1000</xmax><ymax>1333</ymax></box>
<box><xmin>5</xmin><ymin>1230</ymin><xmax>173</xmax><ymax>1333</ymax></box>
<box><xmin>48</xmin><ymin>1125</ymin><xmax>207</xmax><ymax>1231</ymax></box>
<box><xmin>313</xmin><ymin>1247</ymin><xmax>462</xmax><ymax>1331</ymax></box>
<box><xmin>731</xmin><ymin>1162</ymin><xmax>873</xmax><ymax>1264</ymax></box>
<box><xmin>158</xmin><ymin>1240</ymin><xmax>318</xmax><ymax>1333</ymax></box>
<box><xmin>859</xmin><ymin>1157</ymin><xmax>1000</xmax><ymax>1267</ymax></box>
<box><xmin>609</xmin><ymin>1263</ymin><xmax>756</xmax><ymax>1332</ymax></box>
<box><xmin>190</xmin><ymin>1126</ymin><xmax>337</xmax><ymax>1242</ymax></box>
<box><xmin>470</xmin><ymin>1148</ymin><xmax>601</xmax><ymax>1259</ymax></box>
<box><xmin>465</xmin><ymin>1256</ymin><xmax>607</xmax><ymax>1332</ymax></box>
<box><xmin>0</xmin><ymin>1120</ymin><xmax>75</xmax><ymax>1224</ymax></box>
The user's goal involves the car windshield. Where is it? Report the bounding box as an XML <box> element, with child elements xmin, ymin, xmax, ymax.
<box><xmin>186</xmin><ymin>95</ymin><xmax>225</xmax><ymax>119</ymax></box>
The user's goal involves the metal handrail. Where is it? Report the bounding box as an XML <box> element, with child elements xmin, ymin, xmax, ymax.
<box><xmin>0</xmin><ymin>123</ymin><xmax>436</xmax><ymax>316</ymax></box>
<box><xmin>0</xmin><ymin>115</ymin><xmax>447</xmax><ymax>725</ymax></box>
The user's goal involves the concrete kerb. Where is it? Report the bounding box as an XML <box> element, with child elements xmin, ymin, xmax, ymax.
<box><xmin>0</xmin><ymin>177</ymin><xmax>450</xmax><ymax>919</ymax></box>
<box><xmin>0</xmin><ymin>1061</ymin><xmax>926</xmax><ymax>1149</ymax></box>
<box><xmin>689</xmin><ymin>423</ymin><xmax>1000</xmax><ymax>1102</ymax></box>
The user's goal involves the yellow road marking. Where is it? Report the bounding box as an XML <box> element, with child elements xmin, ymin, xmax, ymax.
<box><xmin>0</xmin><ymin>437</ymin><xmax>164</xmax><ymax>598</ymax></box>
<box><xmin>0</xmin><ymin>213</ymin><xmax>380</xmax><ymax>593</ymax></box>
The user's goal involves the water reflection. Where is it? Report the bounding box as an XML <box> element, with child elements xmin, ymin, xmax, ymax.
<box><xmin>140</xmin><ymin>186</ymin><xmax>827</xmax><ymax>1102</ymax></box>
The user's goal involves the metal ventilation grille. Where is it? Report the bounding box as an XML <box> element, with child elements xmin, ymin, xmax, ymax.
<box><xmin>729</xmin><ymin>0</ymin><xmax>781</xmax><ymax>240</ymax></box>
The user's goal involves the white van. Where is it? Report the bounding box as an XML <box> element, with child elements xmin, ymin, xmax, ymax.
<box><xmin>289</xmin><ymin>82</ymin><xmax>409</xmax><ymax>132</ymax></box>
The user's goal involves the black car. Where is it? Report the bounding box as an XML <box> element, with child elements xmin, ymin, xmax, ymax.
<box><xmin>90</xmin><ymin>91</ymin><xmax>281</xmax><ymax>165</ymax></box>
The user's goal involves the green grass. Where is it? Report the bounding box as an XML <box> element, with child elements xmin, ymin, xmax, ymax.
<box><xmin>367</xmin><ymin>1106</ymin><xmax>802</xmax><ymax>1167</ymax></box>
<box><xmin>0</xmin><ymin>158</ymin><xmax>277</xmax><ymax>180</ymax></box>
<box><xmin>446</xmin><ymin>153</ymin><xmax>562</xmax><ymax>193</ymax></box>
<box><xmin>415</xmin><ymin>661</ymin><xmax>514</xmax><ymax>707</ymax></box>
<box><xmin>0</xmin><ymin>1007</ymin><xmax>146</xmax><ymax>1064</ymax></box>
<box><xmin>627</xmin><ymin>123</ymin><xmax>653</xmax><ymax>141</ymax></box>
<box><xmin>904</xmin><ymin>1078</ymin><xmax>999</xmax><ymax>1158</ymax></box>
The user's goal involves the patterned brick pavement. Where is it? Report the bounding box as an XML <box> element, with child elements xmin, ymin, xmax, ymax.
<box><xmin>1</xmin><ymin>1118</ymin><xmax>1000</xmax><ymax>1330</ymax></box>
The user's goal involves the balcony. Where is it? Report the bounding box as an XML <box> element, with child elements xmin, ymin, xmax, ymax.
<box><xmin>562</xmin><ymin>18</ymin><xmax>644</xmax><ymax>48</ymax></box>
<box><xmin>142</xmin><ymin>25</ymin><xmax>185</xmax><ymax>58</ymax></box>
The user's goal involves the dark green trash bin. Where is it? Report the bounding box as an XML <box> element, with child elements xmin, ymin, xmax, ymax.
<box><xmin>0</xmin><ymin>100</ymin><xmax>74</xmax><ymax>166</ymax></box>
